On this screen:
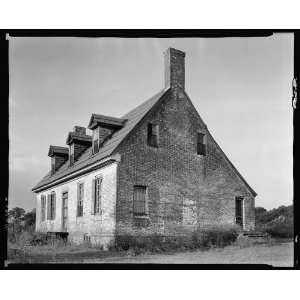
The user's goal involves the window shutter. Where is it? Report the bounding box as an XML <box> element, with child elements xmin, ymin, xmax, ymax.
<box><xmin>77</xmin><ymin>182</ymin><xmax>80</xmax><ymax>216</ymax></box>
<box><xmin>148</xmin><ymin>123</ymin><xmax>159</xmax><ymax>147</ymax></box>
<box><xmin>197</xmin><ymin>132</ymin><xmax>206</xmax><ymax>155</ymax></box>
<box><xmin>99</xmin><ymin>178</ymin><xmax>103</xmax><ymax>214</ymax></box>
<box><xmin>81</xmin><ymin>183</ymin><xmax>84</xmax><ymax>216</ymax></box>
<box><xmin>47</xmin><ymin>194</ymin><xmax>51</xmax><ymax>220</ymax></box>
<box><xmin>91</xmin><ymin>179</ymin><xmax>96</xmax><ymax>214</ymax></box>
<box><xmin>52</xmin><ymin>193</ymin><xmax>56</xmax><ymax>220</ymax></box>
<box><xmin>153</xmin><ymin>124</ymin><xmax>159</xmax><ymax>136</ymax></box>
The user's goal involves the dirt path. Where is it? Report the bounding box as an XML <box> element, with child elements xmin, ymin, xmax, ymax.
<box><xmin>81</xmin><ymin>241</ymin><xmax>293</xmax><ymax>266</ymax></box>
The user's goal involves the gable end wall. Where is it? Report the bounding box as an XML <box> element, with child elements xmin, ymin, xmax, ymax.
<box><xmin>115</xmin><ymin>89</ymin><xmax>255</xmax><ymax>235</ymax></box>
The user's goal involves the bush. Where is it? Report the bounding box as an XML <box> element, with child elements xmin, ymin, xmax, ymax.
<box><xmin>115</xmin><ymin>225</ymin><xmax>239</xmax><ymax>255</ymax></box>
<box><xmin>262</xmin><ymin>223</ymin><xmax>293</xmax><ymax>238</ymax></box>
<box><xmin>255</xmin><ymin>205</ymin><xmax>293</xmax><ymax>238</ymax></box>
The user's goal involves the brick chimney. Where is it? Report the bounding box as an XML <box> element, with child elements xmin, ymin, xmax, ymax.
<box><xmin>164</xmin><ymin>47</ymin><xmax>186</xmax><ymax>90</ymax></box>
<box><xmin>66</xmin><ymin>126</ymin><xmax>92</xmax><ymax>166</ymax></box>
<box><xmin>48</xmin><ymin>146</ymin><xmax>69</xmax><ymax>175</ymax></box>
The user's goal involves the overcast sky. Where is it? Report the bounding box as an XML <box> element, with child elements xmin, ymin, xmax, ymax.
<box><xmin>9</xmin><ymin>34</ymin><xmax>293</xmax><ymax>211</ymax></box>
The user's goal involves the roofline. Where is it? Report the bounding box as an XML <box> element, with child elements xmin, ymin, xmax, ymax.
<box><xmin>112</xmin><ymin>88</ymin><xmax>171</xmax><ymax>155</ymax></box>
<box><xmin>32</xmin><ymin>154</ymin><xmax>121</xmax><ymax>193</ymax></box>
<box><xmin>183</xmin><ymin>90</ymin><xmax>257</xmax><ymax>197</ymax></box>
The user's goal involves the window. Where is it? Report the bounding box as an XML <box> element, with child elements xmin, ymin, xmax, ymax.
<box><xmin>47</xmin><ymin>192</ymin><xmax>56</xmax><ymax>220</ymax></box>
<box><xmin>77</xmin><ymin>182</ymin><xmax>84</xmax><ymax>217</ymax></box>
<box><xmin>92</xmin><ymin>177</ymin><xmax>102</xmax><ymax>214</ymax></box>
<box><xmin>41</xmin><ymin>195</ymin><xmax>46</xmax><ymax>221</ymax></box>
<box><xmin>69</xmin><ymin>144</ymin><xmax>74</xmax><ymax>166</ymax></box>
<box><xmin>51</xmin><ymin>157</ymin><xmax>55</xmax><ymax>175</ymax></box>
<box><xmin>133</xmin><ymin>186</ymin><xmax>147</xmax><ymax>216</ymax></box>
<box><xmin>147</xmin><ymin>123</ymin><xmax>159</xmax><ymax>147</ymax></box>
<box><xmin>197</xmin><ymin>132</ymin><xmax>206</xmax><ymax>155</ymax></box>
<box><xmin>235</xmin><ymin>197</ymin><xmax>244</xmax><ymax>227</ymax></box>
<box><xmin>92</xmin><ymin>127</ymin><xmax>99</xmax><ymax>154</ymax></box>
<box><xmin>62</xmin><ymin>191</ymin><xmax>68</xmax><ymax>231</ymax></box>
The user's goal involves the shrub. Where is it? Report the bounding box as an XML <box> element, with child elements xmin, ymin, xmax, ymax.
<box><xmin>255</xmin><ymin>205</ymin><xmax>293</xmax><ymax>238</ymax></box>
<box><xmin>263</xmin><ymin>223</ymin><xmax>293</xmax><ymax>238</ymax></box>
<box><xmin>115</xmin><ymin>224</ymin><xmax>239</xmax><ymax>255</ymax></box>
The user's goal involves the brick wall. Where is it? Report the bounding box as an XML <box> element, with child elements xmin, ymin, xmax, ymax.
<box><xmin>35</xmin><ymin>162</ymin><xmax>118</xmax><ymax>248</ymax></box>
<box><xmin>114</xmin><ymin>89</ymin><xmax>255</xmax><ymax>235</ymax></box>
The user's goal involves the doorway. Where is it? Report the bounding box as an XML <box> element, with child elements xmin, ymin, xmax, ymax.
<box><xmin>235</xmin><ymin>197</ymin><xmax>243</xmax><ymax>228</ymax></box>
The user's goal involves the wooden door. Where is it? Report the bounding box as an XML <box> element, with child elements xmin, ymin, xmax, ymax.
<box><xmin>235</xmin><ymin>197</ymin><xmax>243</xmax><ymax>228</ymax></box>
<box><xmin>62</xmin><ymin>191</ymin><xmax>68</xmax><ymax>231</ymax></box>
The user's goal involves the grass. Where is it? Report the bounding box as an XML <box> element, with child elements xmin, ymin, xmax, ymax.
<box><xmin>115</xmin><ymin>224</ymin><xmax>240</xmax><ymax>255</ymax></box>
<box><xmin>7</xmin><ymin>224</ymin><xmax>242</xmax><ymax>263</ymax></box>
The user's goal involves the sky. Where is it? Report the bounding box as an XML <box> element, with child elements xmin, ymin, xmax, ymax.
<box><xmin>8</xmin><ymin>34</ymin><xmax>293</xmax><ymax>211</ymax></box>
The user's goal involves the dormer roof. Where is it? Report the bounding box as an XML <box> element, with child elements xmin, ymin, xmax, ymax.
<box><xmin>48</xmin><ymin>145</ymin><xmax>69</xmax><ymax>157</ymax></box>
<box><xmin>88</xmin><ymin>114</ymin><xmax>127</xmax><ymax>130</ymax></box>
<box><xmin>66</xmin><ymin>132</ymin><xmax>92</xmax><ymax>145</ymax></box>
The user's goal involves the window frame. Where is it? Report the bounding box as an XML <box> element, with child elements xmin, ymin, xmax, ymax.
<box><xmin>41</xmin><ymin>195</ymin><xmax>46</xmax><ymax>222</ymax></box>
<box><xmin>77</xmin><ymin>182</ymin><xmax>84</xmax><ymax>217</ymax></box>
<box><xmin>69</xmin><ymin>143</ymin><xmax>75</xmax><ymax>166</ymax></box>
<box><xmin>133</xmin><ymin>185</ymin><xmax>148</xmax><ymax>217</ymax></box>
<box><xmin>147</xmin><ymin>123</ymin><xmax>159</xmax><ymax>148</ymax></box>
<box><xmin>92</xmin><ymin>127</ymin><xmax>100</xmax><ymax>155</ymax></box>
<box><xmin>197</xmin><ymin>132</ymin><xmax>206</xmax><ymax>156</ymax></box>
<box><xmin>47</xmin><ymin>191</ymin><xmax>56</xmax><ymax>220</ymax></box>
<box><xmin>62</xmin><ymin>190</ymin><xmax>68</xmax><ymax>230</ymax></box>
<box><xmin>94</xmin><ymin>176</ymin><xmax>103</xmax><ymax>215</ymax></box>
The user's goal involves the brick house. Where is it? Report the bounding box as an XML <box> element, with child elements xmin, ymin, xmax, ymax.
<box><xmin>32</xmin><ymin>48</ymin><xmax>256</xmax><ymax>248</ymax></box>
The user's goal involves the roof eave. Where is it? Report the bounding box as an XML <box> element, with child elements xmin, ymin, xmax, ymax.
<box><xmin>32</xmin><ymin>154</ymin><xmax>121</xmax><ymax>193</ymax></box>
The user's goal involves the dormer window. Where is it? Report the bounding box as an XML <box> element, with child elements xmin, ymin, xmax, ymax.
<box><xmin>66</xmin><ymin>126</ymin><xmax>92</xmax><ymax>166</ymax></box>
<box><xmin>197</xmin><ymin>132</ymin><xmax>206</xmax><ymax>156</ymax></box>
<box><xmin>48</xmin><ymin>145</ymin><xmax>69</xmax><ymax>175</ymax></box>
<box><xmin>88</xmin><ymin>114</ymin><xmax>127</xmax><ymax>156</ymax></box>
<box><xmin>92</xmin><ymin>127</ymin><xmax>100</xmax><ymax>154</ymax></box>
<box><xmin>148</xmin><ymin>123</ymin><xmax>159</xmax><ymax>147</ymax></box>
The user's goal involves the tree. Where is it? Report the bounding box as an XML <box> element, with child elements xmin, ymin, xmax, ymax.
<box><xmin>8</xmin><ymin>207</ymin><xmax>25</xmax><ymax>222</ymax></box>
<box><xmin>24</xmin><ymin>208</ymin><xmax>36</xmax><ymax>230</ymax></box>
<box><xmin>8</xmin><ymin>207</ymin><xmax>26</xmax><ymax>234</ymax></box>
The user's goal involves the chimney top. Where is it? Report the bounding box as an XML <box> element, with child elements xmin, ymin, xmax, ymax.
<box><xmin>164</xmin><ymin>47</ymin><xmax>186</xmax><ymax>90</ymax></box>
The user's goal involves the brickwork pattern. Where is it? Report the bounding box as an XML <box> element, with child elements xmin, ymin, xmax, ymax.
<box><xmin>115</xmin><ymin>89</ymin><xmax>255</xmax><ymax>235</ymax></box>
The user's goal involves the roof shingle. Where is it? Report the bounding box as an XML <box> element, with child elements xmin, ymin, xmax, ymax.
<box><xmin>32</xmin><ymin>88</ymin><xmax>170</xmax><ymax>191</ymax></box>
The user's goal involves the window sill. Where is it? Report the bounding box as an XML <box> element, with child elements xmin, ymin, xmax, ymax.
<box><xmin>133</xmin><ymin>215</ymin><xmax>149</xmax><ymax>219</ymax></box>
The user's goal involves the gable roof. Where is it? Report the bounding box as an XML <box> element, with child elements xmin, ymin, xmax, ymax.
<box><xmin>33</xmin><ymin>87</ymin><xmax>256</xmax><ymax>197</ymax></box>
<box><xmin>182</xmin><ymin>91</ymin><xmax>257</xmax><ymax>197</ymax></box>
<box><xmin>32</xmin><ymin>88</ymin><xmax>170</xmax><ymax>192</ymax></box>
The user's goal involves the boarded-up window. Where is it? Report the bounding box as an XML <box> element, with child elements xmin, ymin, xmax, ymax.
<box><xmin>147</xmin><ymin>123</ymin><xmax>159</xmax><ymax>147</ymax></box>
<box><xmin>133</xmin><ymin>186</ymin><xmax>147</xmax><ymax>216</ymax></box>
<box><xmin>41</xmin><ymin>195</ymin><xmax>46</xmax><ymax>221</ymax></box>
<box><xmin>197</xmin><ymin>132</ymin><xmax>206</xmax><ymax>155</ymax></box>
<box><xmin>77</xmin><ymin>182</ymin><xmax>84</xmax><ymax>217</ymax></box>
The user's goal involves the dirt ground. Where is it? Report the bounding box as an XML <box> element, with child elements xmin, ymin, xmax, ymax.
<box><xmin>79</xmin><ymin>241</ymin><xmax>293</xmax><ymax>266</ymax></box>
